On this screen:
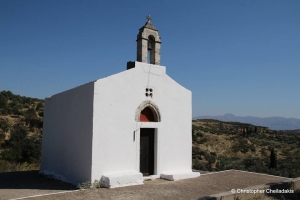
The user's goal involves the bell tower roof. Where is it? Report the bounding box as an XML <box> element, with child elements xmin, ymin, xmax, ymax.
<box><xmin>136</xmin><ymin>15</ymin><xmax>161</xmax><ymax>65</ymax></box>
<box><xmin>139</xmin><ymin>15</ymin><xmax>157</xmax><ymax>31</ymax></box>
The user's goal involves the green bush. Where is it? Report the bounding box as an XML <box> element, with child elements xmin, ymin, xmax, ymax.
<box><xmin>36</xmin><ymin>102</ymin><xmax>44</xmax><ymax>111</ymax></box>
<box><xmin>210</xmin><ymin>152</ymin><xmax>217</xmax><ymax>156</ymax></box>
<box><xmin>199</xmin><ymin>137</ymin><xmax>208</xmax><ymax>144</ymax></box>
<box><xmin>216</xmin><ymin>156</ymin><xmax>245</xmax><ymax>171</ymax></box>
<box><xmin>0</xmin><ymin>125</ymin><xmax>41</xmax><ymax>163</ymax></box>
<box><xmin>0</xmin><ymin>160</ymin><xmax>10</xmax><ymax>172</ymax></box>
<box><xmin>206</xmin><ymin>155</ymin><xmax>216</xmax><ymax>164</ymax></box>
<box><xmin>197</xmin><ymin>132</ymin><xmax>203</xmax><ymax>137</ymax></box>
<box><xmin>77</xmin><ymin>181</ymin><xmax>92</xmax><ymax>189</ymax></box>
<box><xmin>193</xmin><ymin>158</ymin><xmax>207</xmax><ymax>171</ymax></box>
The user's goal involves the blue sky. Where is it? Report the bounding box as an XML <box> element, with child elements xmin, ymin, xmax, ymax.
<box><xmin>1</xmin><ymin>0</ymin><xmax>299</xmax><ymax>118</ymax></box>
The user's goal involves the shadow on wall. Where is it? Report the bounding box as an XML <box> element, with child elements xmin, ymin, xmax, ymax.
<box><xmin>0</xmin><ymin>170</ymin><xmax>76</xmax><ymax>190</ymax></box>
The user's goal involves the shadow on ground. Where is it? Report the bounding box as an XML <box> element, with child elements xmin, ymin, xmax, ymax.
<box><xmin>0</xmin><ymin>170</ymin><xmax>76</xmax><ymax>190</ymax></box>
<box><xmin>265</xmin><ymin>182</ymin><xmax>300</xmax><ymax>200</ymax></box>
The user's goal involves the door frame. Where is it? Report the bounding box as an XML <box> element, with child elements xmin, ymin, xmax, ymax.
<box><xmin>140</xmin><ymin>128</ymin><xmax>155</xmax><ymax>176</ymax></box>
<box><xmin>136</xmin><ymin>122</ymin><xmax>160</xmax><ymax>176</ymax></box>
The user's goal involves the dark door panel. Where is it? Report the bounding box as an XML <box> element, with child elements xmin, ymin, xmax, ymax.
<box><xmin>140</xmin><ymin>128</ymin><xmax>154</xmax><ymax>176</ymax></box>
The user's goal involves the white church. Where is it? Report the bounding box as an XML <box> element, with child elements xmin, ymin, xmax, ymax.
<box><xmin>40</xmin><ymin>16</ymin><xmax>200</xmax><ymax>188</ymax></box>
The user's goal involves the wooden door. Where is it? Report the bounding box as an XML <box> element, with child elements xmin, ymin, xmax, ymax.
<box><xmin>140</xmin><ymin>128</ymin><xmax>154</xmax><ymax>176</ymax></box>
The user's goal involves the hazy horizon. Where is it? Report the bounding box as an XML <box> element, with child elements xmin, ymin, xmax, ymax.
<box><xmin>193</xmin><ymin>113</ymin><xmax>300</xmax><ymax>120</ymax></box>
<box><xmin>1</xmin><ymin>1</ymin><xmax>299</xmax><ymax>119</ymax></box>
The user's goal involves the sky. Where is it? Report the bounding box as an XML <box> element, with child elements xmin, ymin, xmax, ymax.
<box><xmin>1</xmin><ymin>0</ymin><xmax>299</xmax><ymax>119</ymax></box>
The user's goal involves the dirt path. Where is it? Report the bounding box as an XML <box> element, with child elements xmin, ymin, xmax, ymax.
<box><xmin>0</xmin><ymin>170</ymin><xmax>292</xmax><ymax>200</ymax></box>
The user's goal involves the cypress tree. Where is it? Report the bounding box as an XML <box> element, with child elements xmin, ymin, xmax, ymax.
<box><xmin>269</xmin><ymin>148</ymin><xmax>277</xmax><ymax>169</ymax></box>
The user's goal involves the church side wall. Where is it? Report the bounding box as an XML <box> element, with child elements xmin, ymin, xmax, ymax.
<box><xmin>40</xmin><ymin>82</ymin><xmax>94</xmax><ymax>185</ymax></box>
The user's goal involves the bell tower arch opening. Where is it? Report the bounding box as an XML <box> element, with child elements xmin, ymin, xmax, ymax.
<box><xmin>147</xmin><ymin>35</ymin><xmax>155</xmax><ymax>64</ymax></box>
<box><xmin>136</xmin><ymin>15</ymin><xmax>161</xmax><ymax>65</ymax></box>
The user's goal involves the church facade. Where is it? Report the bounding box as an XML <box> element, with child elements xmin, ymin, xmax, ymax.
<box><xmin>40</xmin><ymin>16</ymin><xmax>200</xmax><ymax>188</ymax></box>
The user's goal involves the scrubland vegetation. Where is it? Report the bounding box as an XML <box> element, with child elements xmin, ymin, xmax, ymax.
<box><xmin>192</xmin><ymin>119</ymin><xmax>300</xmax><ymax>178</ymax></box>
<box><xmin>1</xmin><ymin>90</ymin><xmax>300</xmax><ymax>179</ymax></box>
<box><xmin>0</xmin><ymin>90</ymin><xmax>43</xmax><ymax>172</ymax></box>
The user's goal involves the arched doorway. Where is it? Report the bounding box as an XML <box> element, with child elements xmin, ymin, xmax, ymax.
<box><xmin>135</xmin><ymin>101</ymin><xmax>160</xmax><ymax>176</ymax></box>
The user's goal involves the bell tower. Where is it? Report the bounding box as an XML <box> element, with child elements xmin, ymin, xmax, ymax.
<box><xmin>136</xmin><ymin>15</ymin><xmax>161</xmax><ymax>65</ymax></box>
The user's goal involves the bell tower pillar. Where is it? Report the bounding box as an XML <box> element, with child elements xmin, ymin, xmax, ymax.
<box><xmin>136</xmin><ymin>15</ymin><xmax>161</xmax><ymax>65</ymax></box>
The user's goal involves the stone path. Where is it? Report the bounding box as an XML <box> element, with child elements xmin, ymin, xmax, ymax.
<box><xmin>0</xmin><ymin>170</ymin><xmax>293</xmax><ymax>200</ymax></box>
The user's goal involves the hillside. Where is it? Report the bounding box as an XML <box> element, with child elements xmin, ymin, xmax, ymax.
<box><xmin>192</xmin><ymin>119</ymin><xmax>300</xmax><ymax>178</ymax></box>
<box><xmin>193</xmin><ymin>113</ymin><xmax>300</xmax><ymax>130</ymax></box>
<box><xmin>0</xmin><ymin>90</ymin><xmax>44</xmax><ymax>172</ymax></box>
<box><xmin>1</xmin><ymin>90</ymin><xmax>300</xmax><ymax>178</ymax></box>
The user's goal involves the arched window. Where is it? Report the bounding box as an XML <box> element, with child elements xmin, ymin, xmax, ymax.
<box><xmin>140</xmin><ymin>106</ymin><xmax>155</xmax><ymax>122</ymax></box>
<box><xmin>135</xmin><ymin>101</ymin><xmax>161</xmax><ymax>122</ymax></box>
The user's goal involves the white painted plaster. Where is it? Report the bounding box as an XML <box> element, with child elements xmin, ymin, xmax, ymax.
<box><xmin>101</xmin><ymin>171</ymin><xmax>143</xmax><ymax>188</ymax></box>
<box><xmin>41</xmin><ymin>61</ymin><xmax>199</xmax><ymax>187</ymax></box>
<box><xmin>161</xmin><ymin>172</ymin><xmax>200</xmax><ymax>181</ymax></box>
<box><xmin>40</xmin><ymin>82</ymin><xmax>94</xmax><ymax>185</ymax></box>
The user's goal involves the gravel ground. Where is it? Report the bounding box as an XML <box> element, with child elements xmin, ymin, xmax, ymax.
<box><xmin>0</xmin><ymin>170</ymin><xmax>292</xmax><ymax>200</ymax></box>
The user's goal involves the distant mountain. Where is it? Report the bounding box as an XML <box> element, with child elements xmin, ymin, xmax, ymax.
<box><xmin>193</xmin><ymin>114</ymin><xmax>300</xmax><ymax>130</ymax></box>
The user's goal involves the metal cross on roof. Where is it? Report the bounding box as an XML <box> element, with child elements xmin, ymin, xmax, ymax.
<box><xmin>147</xmin><ymin>15</ymin><xmax>151</xmax><ymax>22</ymax></box>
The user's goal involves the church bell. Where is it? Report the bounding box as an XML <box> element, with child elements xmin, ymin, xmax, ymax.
<box><xmin>148</xmin><ymin>40</ymin><xmax>153</xmax><ymax>50</ymax></box>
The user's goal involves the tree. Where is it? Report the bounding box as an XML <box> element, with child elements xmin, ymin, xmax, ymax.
<box><xmin>0</xmin><ymin>130</ymin><xmax>5</xmax><ymax>142</ymax></box>
<box><xmin>12</xmin><ymin>106</ymin><xmax>22</xmax><ymax>116</ymax></box>
<box><xmin>0</xmin><ymin>94</ymin><xmax>7</xmax><ymax>107</ymax></box>
<box><xmin>22</xmin><ymin>134</ymin><xmax>42</xmax><ymax>163</ymax></box>
<box><xmin>194</xmin><ymin>157</ymin><xmax>200</xmax><ymax>170</ymax></box>
<box><xmin>24</xmin><ymin>108</ymin><xmax>37</xmax><ymax>126</ymax></box>
<box><xmin>0</xmin><ymin>94</ymin><xmax>8</xmax><ymax>114</ymax></box>
<box><xmin>269</xmin><ymin>148</ymin><xmax>277</xmax><ymax>169</ymax></box>
<box><xmin>0</xmin><ymin>119</ymin><xmax>10</xmax><ymax>132</ymax></box>
<box><xmin>206</xmin><ymin>154</ymin><xmax>216</xmax><ymax>165</ymax></box>
<box><xmin>219</xmin><ymin>122</ymin><xmax>223</xmax><ymax>130</ymax></box>
<box><xmin>36</xmin><ymin>102</ymin><xmax>44</xmax><ymax>111</ymax></box>
<box><xmin>1</xmin><ymin>125</ymin><xmax>28</xmax><ymax>162</ymax></box>
<box><xmin>193</xmin><ymin>158</ymin><xmax>207</xmax><ymax>171</ymax></box>
<box><xmin>0</xmin><ymin>124</ymin><xmax>41</xmax><ymax>163</ymax></box>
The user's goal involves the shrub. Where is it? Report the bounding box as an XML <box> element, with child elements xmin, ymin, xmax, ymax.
<box><xmin>36</xmin><ymin>102</ymin><xmax>44</xmax><ymax>111</ymax></box>
<box><xmin>0</xmin><ymin>160</ymin><xmax>10</xmax><ymax>172</ymax></box>
<box><xmin>92</xmin><ymin>179</ymin><xmax>101</xmax><ymax>188</ymax></box>
<box><xmin>38</xmin><ymin>111</ymin><xmax>43</xmax><ymax>117</ymax></box>
<box><xmin>199</xmin><ymin>137</ymin><xmax>208</xmax><ymax>144</ymax></box>
<box><xmin>0</xmin><ymin>125</ymin><xmax>41</xmax><ymax>163</ymax></box>
<box><xmin>216</xmin><ymin>156</ymin><xmax>245</xmax><ymax>171</ymax></box>
<box><xmin>0</xmin><ymin>130</ymin><xmax>5</xmax><ymax>141</ymax></box>
<box><xmin>250</xmin><ymin>145</ymin><xmax>256</xmax><ymax>152</ymax></box>
<box><xmin>210</xmin><ymin>152</ymin><xmax>217</xmax><ymax>156</ymax></box>
<box><xmin>197</xmin><ymin>132</ymin><xmax>203</xmax><ymax>137</ymax></box>
<box><xmin>206</xmin><ymin>155</ymin><xmax>216</xmax><ymax>165</ymax></box>
<box><xmin>192</xmin><ymin>146</ymin><xmax>201</xmax><ymax>155</ymax></box>
<box><xmin>77</xmin><ymin>181</ymin><xmax>92</xmax><ymax>190</ymax></box>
